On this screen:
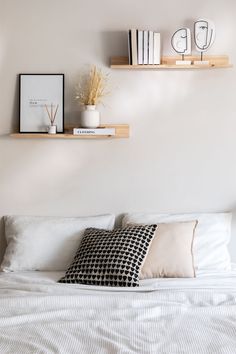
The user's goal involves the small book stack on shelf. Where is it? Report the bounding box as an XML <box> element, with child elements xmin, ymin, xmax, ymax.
<box><xmin>128</xmin><ymin>29</ymin><xmax>161</xmax><ymax>65</ymax></box>
<box><xmin>73</xmin><ymin>127</ymin><xmax>115</xmax><ymax>136</ymax></box>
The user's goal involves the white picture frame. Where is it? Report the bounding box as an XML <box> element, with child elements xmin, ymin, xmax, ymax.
<box><xmin>19</xmin><ymin>74</ymin><xmax>64</xmax><ymax>133</ymax></box>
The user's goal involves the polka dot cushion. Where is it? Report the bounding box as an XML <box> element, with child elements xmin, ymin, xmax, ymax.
<box><xmin>58</xmin><ymin>224</ymin><xmax>157</xmax><ymax>287</ymax></box>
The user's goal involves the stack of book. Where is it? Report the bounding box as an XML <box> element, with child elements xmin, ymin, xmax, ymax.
<box><xmin>73</xmin><ymin>128</ymin><xmax>115</xmax><ymax>136</ymax></box>
<box><xmin>128</xmin><ymin>29</ymin><xmax>161</xmax><ymax>65</ymax></box>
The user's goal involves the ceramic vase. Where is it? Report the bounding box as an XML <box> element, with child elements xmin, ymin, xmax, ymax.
<box><xmin>80</xmin><ymin>105</ymin><xmax>100</xmax><ymax>128</ymax></box>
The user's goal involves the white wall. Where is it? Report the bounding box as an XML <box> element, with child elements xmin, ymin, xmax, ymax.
<box><xmin>0</xmin><ymin>0</ymin><xmax>236</xmax><ymax>261</ymax></box>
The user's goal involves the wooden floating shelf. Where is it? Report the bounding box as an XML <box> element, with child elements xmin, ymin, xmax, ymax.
<box><xmin>110</xmin><ymin>55</ymin><xmax>232</xmax><ymax>69</ymax></box>
<box><xmin>10</xmin><ymin>124</ymin><xmax>129</xmax><ymax>139</ymax></box>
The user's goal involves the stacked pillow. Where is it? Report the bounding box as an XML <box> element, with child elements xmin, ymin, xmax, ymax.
<box><xmin>59</xmin><ymin>225</ymin><xmax>157</xmax><ymax>287</ymax></box>
<box><xmin>1</xmin><ymin>212</ymin><xmax>232</xmax><ymax>286</ymax></box>
<box><xmin>1</xmin><ymin>214</ymin><xmax>115</xmax><ymax>271</ymax></box>
<box><xmin>137</xmin><ymin>221</ymin><xmax>198</xmax><ymax>279</ymax></box>
<box><xmin>122</xmin><ymin>212</ymin><xmax>232</xmax><ymax>273</ymax></box>
<box><xmin>58</xmin><ymin>220</ymin><xmax>197</xmax><ymax>285</ymax></box>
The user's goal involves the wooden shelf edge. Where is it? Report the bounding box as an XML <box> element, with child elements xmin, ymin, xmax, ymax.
<box><xmin>10</xmin><ymin>134</ymin><xmax>124</xmax><ymax>139</ymax></box>
<box><xmin>110</xmin><ymin>64</ymin><xmax>233</xmax><ymax>70</ymax></box>
<box><xmin>10</xmin><ymin>124</ymin><xmax>130</xmax><ymax>139</ymax></box>
<box><xmin>110</xmin><ymin>55</ymin><xmax>233</xmax><ymax>69</ymax></box>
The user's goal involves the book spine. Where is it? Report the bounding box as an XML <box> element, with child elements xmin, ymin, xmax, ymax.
<box><xmin>143</xmin><ymin>30</ymin><xmax>148</xmax><ymax>64</ymax></box>
<box><xmin>73</xmin><ymin>128</ymin><xmax>115</xmax><ymax>136</ymax></box>
<box><xmin>153</xmin><ymin>33</ymin><xmax>161</xmax><ymax>65</ymax></box>
<box><xmin>128</xmin><ymin>30</ymin><xmax>132</xmax><ymax>65</ymax></box>
<box><xmin>148</xmin><ymin>31</ymin><xmax>154</xmax><ymax>64</ymax></box>
<box><xmin>138</xmin><ymin>30</ymin><xmax>143</xmax><ymax>65</ymax></box>
<box><xmin>131</xmin><ymin>28</ymin><xmax>138</xmax><ymax>65</ymax></box>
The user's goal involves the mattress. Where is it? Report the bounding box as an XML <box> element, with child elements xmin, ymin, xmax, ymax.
<box><xmin>0</xmin><ymin>268</ymin><xmax>236</xmax><ymax>353</ymax></box>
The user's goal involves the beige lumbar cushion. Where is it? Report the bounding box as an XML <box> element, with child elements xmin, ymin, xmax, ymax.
<box><xmin>140</xmin><ymin>221</ymin><xmax>198</xmax><ymax>279</ymax></box>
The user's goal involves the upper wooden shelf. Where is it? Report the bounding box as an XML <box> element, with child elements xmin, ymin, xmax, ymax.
<box><xmin>10</xmin><ymin>124</ymin><xmax>129</xmax><ymax>139</ymax></box>
<box><xmin>110</xmin><ymin>55</ymin><xmax>232</xmax><ymax>69</ymax></box>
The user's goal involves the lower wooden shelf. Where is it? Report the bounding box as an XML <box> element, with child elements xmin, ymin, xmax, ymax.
<box><xmin>10</xmin><ymin>124</ymin><xmax>129</xmax><ymax>139</ymax></box>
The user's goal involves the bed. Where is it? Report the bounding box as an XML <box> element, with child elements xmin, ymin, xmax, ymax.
<box><xmin>0</xmin><ymin>268</ymin><xmax>236</xmax><ymax>353</ymax></box>
<box><xmin>0</xmin><ymin>212</ymin><xmax>235</xmax><ymax>353</ymax></box>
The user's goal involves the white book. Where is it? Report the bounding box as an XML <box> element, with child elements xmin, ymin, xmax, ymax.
<box><xmin>73</xmin><ymin>128</ymin><xmax>115</xmax><ymax>136</ymax></box>
<box><xmin>153</xmin><ymin>33</ymin><xmax>161</xmax><ymax>65</ymax></box>
<box><xmin>148</xmin><ymin>31</ymin><xmax>154</xmax><ymax>64</ymax></box>
<box><xmin>131</xmin><ymin>29</ymin><xmax>138</xmax><ymax>65</ymax></box>
<box><xmin>137</xmin><ymin>30</ymin><xmax>143</xmax><ymax>64</ymax></box>
<box><xmin>143</xmin><ymin>30</ymin><xmax>148</xmax><ymax>64</ymax></box>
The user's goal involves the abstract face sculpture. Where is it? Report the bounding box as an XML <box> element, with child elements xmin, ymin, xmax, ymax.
<box><xmin>171</xmin><ymin>28</ymin><xmax>191</xmax><ymax>55</ymax></box>
<box><xmin>194</xmin><ymin>19</ymin><xmax>215</xmax><ymax>52</ymax></box>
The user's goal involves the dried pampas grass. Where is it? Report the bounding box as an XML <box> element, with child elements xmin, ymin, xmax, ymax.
<box><xmin>75</xmin><ymin>66</ymin><xmax>109</xmax><ymax>106</ymax></box>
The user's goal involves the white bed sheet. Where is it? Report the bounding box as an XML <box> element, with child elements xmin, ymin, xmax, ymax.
<box><xmin>0</xmin><ymin>267</ymin><xmax>236</xmax><ymax>353</ymax></box>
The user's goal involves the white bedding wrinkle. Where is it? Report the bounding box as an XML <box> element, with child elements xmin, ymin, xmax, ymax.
<box><xmin>0</xmin><ymin>270</ymin><xmax>236</xmax><ymax>353</ymax></box>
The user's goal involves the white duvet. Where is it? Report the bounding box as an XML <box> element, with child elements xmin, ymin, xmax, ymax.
<box><xmin>0</xmin><ymin>268</ymin><xmax>236</xmax><ymax>354</ymax></box>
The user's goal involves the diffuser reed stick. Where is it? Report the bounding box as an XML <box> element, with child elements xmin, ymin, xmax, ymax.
<box><xmin>45</xmin><ymin>103</ymin><xmax>59</xmax><ymax>126</ymax></box>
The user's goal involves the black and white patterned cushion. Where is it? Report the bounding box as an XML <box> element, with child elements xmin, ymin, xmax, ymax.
<box><xmin>58</xmin><ymin>224</ymin><xmax>157</xmax><ymax>287</ymax></box>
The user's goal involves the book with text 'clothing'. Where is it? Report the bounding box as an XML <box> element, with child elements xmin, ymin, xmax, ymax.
<box><xmin>73</xmin><ymin>128</ymin><xmax>115</xmax><ymax>136</ymax></box>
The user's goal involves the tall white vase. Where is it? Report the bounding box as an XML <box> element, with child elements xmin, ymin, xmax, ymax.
<box><xmin>80</xmin><ymin>105</ymin><xmax>100</xmax><ymax>128</ymax></box>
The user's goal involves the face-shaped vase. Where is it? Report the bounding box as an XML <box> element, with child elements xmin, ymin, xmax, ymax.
<box><xmin>171</xmin><ymin>28</ymin><xmax>191</xmax><ymax>55</ymax></box>
<box><xmin>194</xmin><ymin>19</ymin><xmax>215</xmax><ymax>52</ymax></box>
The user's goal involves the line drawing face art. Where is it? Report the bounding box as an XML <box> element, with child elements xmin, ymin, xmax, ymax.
<box><xmin>171</xmin><ymin>28</ymin><xmax>191</xmax><ymax>55</ymax></box>
<box><xmin>194</xmin><ymin>19</ymin><xmax>215</xmax><ymax>52</ymax></box>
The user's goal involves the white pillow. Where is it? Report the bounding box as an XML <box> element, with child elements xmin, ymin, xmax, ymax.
<box><xmin>122</xmin><ymin>212</ymin><xmax>232</xmax><ymax>272</ymax></box>
<box><xmin>1</xmin><ymin>214</ymin><xmax>115</xmax><ymax>272</ymax></box>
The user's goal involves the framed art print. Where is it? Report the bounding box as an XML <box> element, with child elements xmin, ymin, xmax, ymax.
<box><xmin>19</xmin><ymin>74</ymin><xmax>64</xmax><ymax>133</ymax></box>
